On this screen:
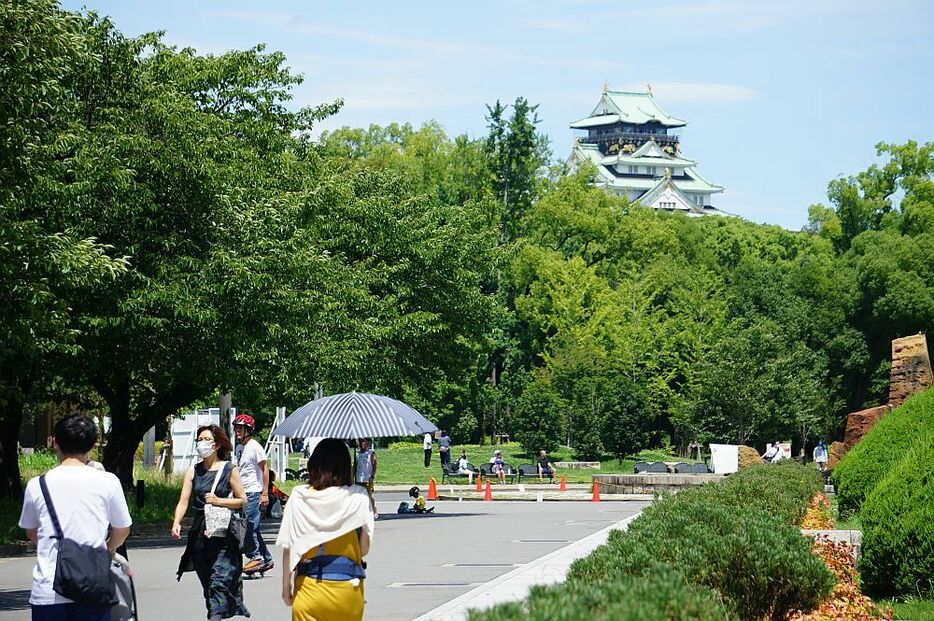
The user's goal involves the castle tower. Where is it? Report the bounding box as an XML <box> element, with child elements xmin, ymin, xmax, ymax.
<box><xmin>567</xmin><ymin>87</ymin><xmax>726</xmax><ymax>216</ymax></box>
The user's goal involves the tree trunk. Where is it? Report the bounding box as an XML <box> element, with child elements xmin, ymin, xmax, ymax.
<box><xmin>0</xmin><ymin>371</ymin><xmax>33</xmax><ymax>499</ymax></box>
<box><xmin>100</xmin><ymin>380</ymin><xmax>138</xmax><ymax>488</ymax></box>
<box><xmin>99</xmin><ymin>376</ymin><xmax>202</xmax><ymax>488</ymax></box>
<box><xmin>0</xmin><ymin>396</ymin><xmax>26</xmax><ymax>498</ymax></box>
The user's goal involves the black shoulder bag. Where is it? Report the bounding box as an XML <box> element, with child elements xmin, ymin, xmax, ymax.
<box><xmin>38</xmin><ymin>475</ymin><xmax>116</xmax><ymax>611</ymax></box>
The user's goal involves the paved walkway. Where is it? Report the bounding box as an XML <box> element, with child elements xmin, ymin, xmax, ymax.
<box><xmin>0</xmin><ymin>494</ymin><xmax>648</xmax><ymax>620</ymax></box>
<box><xmin>412</xmin><ymin>512</ymin><xmax>641</xmax><ymax>620</ymax></box>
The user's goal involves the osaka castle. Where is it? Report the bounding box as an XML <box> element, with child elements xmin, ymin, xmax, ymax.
<box><xmin>568</xmin><ymin>85</ymin><xmax>727</xmax><ymax>216</ymax></box>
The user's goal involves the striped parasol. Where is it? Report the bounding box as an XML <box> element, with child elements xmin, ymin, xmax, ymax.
<box><xmin>270</xmin><ymin>391</ymin><xmax>438</xmax><ymax>440</ymax></box>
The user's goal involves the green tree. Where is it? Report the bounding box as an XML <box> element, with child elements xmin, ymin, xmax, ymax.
<box><xmin>0</xmin><ymin>1</ymin><xmax>128</xmax><ymax>496</ymax></box>
<box><xmin>512</xmin><ymin>374</ymin><xmax>564</xmax><ymax>454</ymax></box>
<box><xmin>484</xmin><ymin>97</ymin><xmax>550</xmax><ymax>244</ymax></box>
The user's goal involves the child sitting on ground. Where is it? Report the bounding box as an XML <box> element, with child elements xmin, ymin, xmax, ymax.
<box><xmin>397</xmin><ymin>486</ymin><xmax>434</xmax><ymax>514</ymax></box>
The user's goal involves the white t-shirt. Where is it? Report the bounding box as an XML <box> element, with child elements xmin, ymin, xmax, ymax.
<box><xmin>423</xmin><ymin>433</ymin><xmax>432</xmax><ymax>450</ymax></box>
<box><xmin>356</xmin><ymin>449</ymin><xmax>375</xmax><ymax>483</ymax></box>
<box><xmin>235</xmin><ymin>439</ymin><xmax>267</xmax><ymax>494</ymax></box>
<box><xmin>18</xmin><ymin>465</ymin><xmax>132</xmax><ymax>605</ymax></box>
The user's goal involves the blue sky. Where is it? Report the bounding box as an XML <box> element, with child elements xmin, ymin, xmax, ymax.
<box><xmin>63</xmin><ymin>1</ymin><xmax>933</xmax><ymax>229</ymax></box>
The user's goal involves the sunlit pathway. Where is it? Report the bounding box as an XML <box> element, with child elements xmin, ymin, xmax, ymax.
<box><xmin>0</xmin><ymin>494</ymin><xmax>647</xmax><ymax>621</ymax></box>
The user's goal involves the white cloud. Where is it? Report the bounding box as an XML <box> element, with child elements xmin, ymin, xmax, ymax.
<box><xmin>621</xmin><ymin>81</ymin><xmax>757</xmax><ymax>104</ymax></box>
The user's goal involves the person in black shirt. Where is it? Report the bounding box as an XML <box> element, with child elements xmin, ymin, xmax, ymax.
<box><xmin>537</xmin><ymin>450</ymin><xmax>556</xmax><ymax>482</ymax></box>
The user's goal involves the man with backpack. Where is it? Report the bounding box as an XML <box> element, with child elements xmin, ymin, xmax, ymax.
<box><xmin>19</xmin><ymin>413</ymin><xmax>132</xmax><ymax>620</ymax></box>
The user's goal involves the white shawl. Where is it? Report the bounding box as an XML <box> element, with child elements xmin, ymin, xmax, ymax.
<box><xmin>275</xmin><ymin>484</ymin><xmax>375</xmax><ymax>572</ymax></box>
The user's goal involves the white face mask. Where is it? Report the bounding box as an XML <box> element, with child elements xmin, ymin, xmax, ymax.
<box><xmin>196</xmin><ymin>440</ymin><xmax>215</xmax><ymax>458</ymax></box>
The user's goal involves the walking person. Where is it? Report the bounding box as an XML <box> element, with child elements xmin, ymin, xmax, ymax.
<box><xmin>438</xmin><ymin>430</ymin><xmax>451</xmax><ymax>467</ymax></box>
<box><xmin>813</xmin><ymin>441</ymin><xmax>829</xmax><ymax>474</ymax></box>
<box><xmin>233</xmin><ymin>414</ymin><xmax>274</xmax><ymax>576</ymax></box>
<box><xmin>19</xmin><ymin>413</ymin><xmax>132</xmax><ymax>621</ymax></box>
<box><xmin>277</xmin><ymin>438</ymin><xmax>375</xmax><ymax>621</ymax></box>
<box><xmin>172</xmin><ymin>424</ymin><xmax>250</xmax><ymax>621</ymax></box>
<box><xmin>423</xmin><ymin>432</ymin><xmax>433</xmax><ymax>468</ymax></box>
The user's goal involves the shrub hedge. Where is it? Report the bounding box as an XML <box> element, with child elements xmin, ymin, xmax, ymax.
<box><xmin>567</xmin><ymin>496</ymin><xmax>834</xmax><ymax>620</ymax></box>
<box><xmin>859</xmin><ymin>431</ymin><xmax>934</xmax><ymax>598</ymax></box>
<box><xmin>697</xmin><ymin>460</ymin><xmax>824</xmax><ymax>525</ymax></box>
<box><xmin>469</xmin><ymin>460</ymin><xmax>830</xmax><ymax>621</ymax></box>
<box><xmin>468</xmin><ymin>564</ymin><xmax>735</xmax><ymax>621</ymax></box>
<box><xmin>832</xmin><ymin>389</ymin><xmax>934</xmax><ymax>517</ymax></box>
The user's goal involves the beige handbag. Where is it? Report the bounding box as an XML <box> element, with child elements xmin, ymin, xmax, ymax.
<box><xmin>203</xmin><ymin>462</ymin><xmax>232</xmax><ymax>538</ymax></box>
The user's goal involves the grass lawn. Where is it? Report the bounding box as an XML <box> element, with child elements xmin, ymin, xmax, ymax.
<box><xmin>876</xmin><ymin>598</ymin><xmax>934</xmax><ymax>620</ymax></box>
<box><xmin>1</xmin><ymin>451</ymin><xmax>185</xmax><ymax>544</ymax></box>
<box><xmin>280</xmin><ymin>442</ymin><xmax>699</xmax><ymax>492</ymax></box>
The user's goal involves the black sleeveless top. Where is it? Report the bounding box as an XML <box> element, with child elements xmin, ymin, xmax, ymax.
<box><xmin>192</xmin><ymin>461</ymin><xmax>232</xmax><ymax>512</ymax></box>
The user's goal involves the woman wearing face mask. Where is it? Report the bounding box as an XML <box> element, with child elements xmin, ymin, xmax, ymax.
<box><xmin>172</xmin><ymin>424</ymin><xmax>250</xmax><ymax>621</ymax></box>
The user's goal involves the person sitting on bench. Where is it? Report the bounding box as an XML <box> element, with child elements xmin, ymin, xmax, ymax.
<box><xmin>455</xmin><ymin>450</ymin><xmax>475</xmax><ymax>483</ymax></box>
<box><xmin>537</xmin><ymin>450</ymin><xmax>556</xmax><ymax>482</ymax></box>
<box><xmin>490</xmin><ymin>450</ymin><xmax>506</xmax><ymax>484</ymax></box>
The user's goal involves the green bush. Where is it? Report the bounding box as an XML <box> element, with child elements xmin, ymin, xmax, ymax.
<box><xmin>659</xmin><ymin>461</ymin><xmax>822</xmax><ymax>527</ymax></box>
<box><xmin>832</xmin><ymin>390</ymin><xmax>934</xmax><ymax>517</ymax></box>
<box><xmin>859</xmin><ymin>431</ymin><xmax>934</xmax><ymax>598</ymax></box>
<box><xmin>468</xmin><ymin>563</ymin><xmax>735</xmax><ymax>621</ymax></box>
<box><xmin>715</xmin><ymin>461</ymin><xmax>824</xmax><ymax>525</ymax></box>
<box><xmin>567</xmin><ymin>496</ymin><xmax>834</xmax><ymax>620</ymax></box>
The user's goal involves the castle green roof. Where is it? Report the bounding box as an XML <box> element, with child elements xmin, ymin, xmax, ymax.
<box><xmin>570</xmin><ymin>90</ymin><xmax>687</xmax><ymax>129</ymax></box>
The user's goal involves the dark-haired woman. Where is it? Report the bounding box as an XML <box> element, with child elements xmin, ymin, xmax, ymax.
<box><xmin>172</xmin><ymin>424</ymin><xmax>250</xmax><ymax>621</ymax></box>
<box><xmin>277</xmin><ymin>438</ymin><xmax>375</xmax><ymax>621</ymax></box>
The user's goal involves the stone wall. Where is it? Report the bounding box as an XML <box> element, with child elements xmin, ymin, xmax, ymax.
<box><xmin>594</xmin><ymin>473</ymin><xmax>724</xmax><ymax>494</ymax></box>
<box><xmin>842</xmin><ymin>405</ymin><xmax>891</xmax><ymax>452</ymax></box>
<box><xmin>830</xmin><ymin>334</ymin><xmax>931</xmax><ymax>468</ymax></box>
<box><xmin>889</xmin><ymin>334</ymin><xmax>933</xmax><ymax>407</ymax></box>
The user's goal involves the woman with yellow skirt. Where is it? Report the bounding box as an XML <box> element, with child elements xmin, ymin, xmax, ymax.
<box><xmin>277</xmin><ymin>439</ymin><xmax>375</xmax><ymax>621</ymax></box>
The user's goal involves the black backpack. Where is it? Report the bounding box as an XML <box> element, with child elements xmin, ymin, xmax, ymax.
<box><xmin>39</xmin><ymin>475</ymin><xmax>116</xmax><ymax>611</ymax></box>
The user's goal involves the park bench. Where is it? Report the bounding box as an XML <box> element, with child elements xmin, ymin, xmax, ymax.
<box><xmin>673</xmin><ymin>462</ymin><xmax>710</xmax><ymax>474</ymax></box>
<box><xmin>480</xmin><ymin>462</ymin><xmax>517</xmax><ymax>483</ymax></box>
<box><xmin>633</xmin><ymin>461</ymin><xmax>669</xmax><ymax>474</ymax></box>
<box><xmin>517</xmin><ymin>463</ymin><xmax>555</xmax><ymax>483</ymax></box>
<box><xmin>441</xmin><ymin>463</ymin><xmax>478</xmax><ymax>484</ymax></box>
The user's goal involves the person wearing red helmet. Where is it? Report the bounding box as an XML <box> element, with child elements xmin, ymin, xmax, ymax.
<box><xmin>233</xmin><ymin>414</ymin><xmax>273</xmax><ymax>575</ymax></box>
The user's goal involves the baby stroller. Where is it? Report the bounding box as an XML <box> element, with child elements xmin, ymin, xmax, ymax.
<box><xmin>112</xmin><ymin>553</ymin><xmax>139</xmax><ymax>621</ymax></box>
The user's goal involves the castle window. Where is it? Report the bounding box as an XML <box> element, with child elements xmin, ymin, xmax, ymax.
<box><xmin>628</xmin><ymin>165</ymin><xmax>638</xmax><ymax>174</ymax></box>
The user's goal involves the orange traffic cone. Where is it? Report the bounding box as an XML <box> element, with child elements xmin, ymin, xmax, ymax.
<box><xmin>475</xmin><ymin>475</ymin><xmax>483</xmax><ymax>492</ymax></box>
<box><xmin>427</xmin><ymin>477</ymin><xmax>439</xmax><ymax>500</ymax></box>
<box><xmin>484</xmin><ymin>479</ymin><xmax>493</xmax><ymax>502</ymax></box>
<box><xmin>592</xmin><ymin>480</ymin><xmax>601</xmax><ymax>503</ymax></box>
<box><xmin>559</xmin><ymin>475</ymin><xmax>567</xmax><ymax>492</ymax></box>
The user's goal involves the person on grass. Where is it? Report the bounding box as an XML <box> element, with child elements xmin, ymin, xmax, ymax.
<box><xmin>422</xmin><ymin>432</ymin><xmax>433</xmax><ymax>468</ymax></box>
